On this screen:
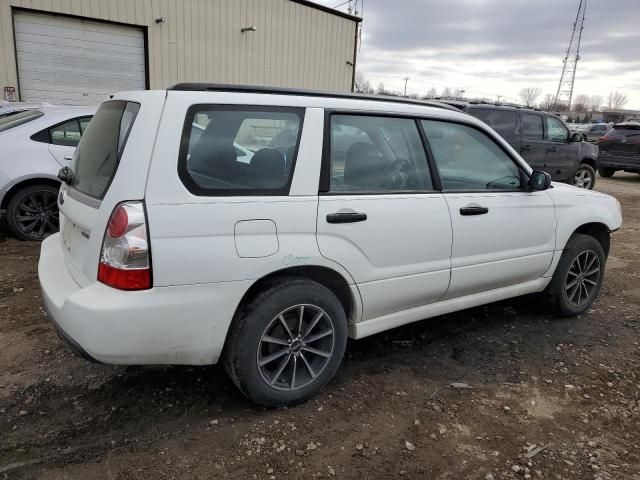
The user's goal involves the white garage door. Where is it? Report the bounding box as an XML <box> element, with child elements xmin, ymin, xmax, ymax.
<box><xmin>14</xmin><ymin>11</ymin><xmax>146</xmax><ymax>105</ymax></box>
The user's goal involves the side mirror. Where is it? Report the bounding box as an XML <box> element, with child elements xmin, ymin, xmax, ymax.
<box><xmin>58</xmin><ymin>166</ymin><xmax>74</xmax><ymax>185</ymax></box>
<box><xmin>529</xmin><ymin>170</ymin><xmax>552</xmax><ymax>191</ymax></box>
<box><xmin>570</xmin><ymin>132</ymin><xmax>583</xmax><ymax>143</ymax></box>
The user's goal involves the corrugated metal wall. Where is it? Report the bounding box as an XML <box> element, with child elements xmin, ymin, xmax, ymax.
<box><xmin>0</xmin><ymin>0</ymin><xmax>357</xmax><ymax>101</ymax></box>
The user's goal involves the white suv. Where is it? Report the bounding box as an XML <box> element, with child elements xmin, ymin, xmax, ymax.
<box><xmin>39</xmin><ymin>85</ymin><xmax>622</xmax><ymax>406</ymax></box>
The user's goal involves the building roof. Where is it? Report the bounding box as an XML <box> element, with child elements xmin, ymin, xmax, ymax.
<box><xmin>290</xmin><ymin>0</ymin><xmax>362</xmax><ymax>22</ymax></box>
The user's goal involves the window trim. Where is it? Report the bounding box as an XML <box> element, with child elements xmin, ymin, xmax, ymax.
<box><xmin>177</xmin><ymin>104</ymin><xmax>305</xmax><ymax>197</ymax></box>
<box><xmin>319</xmin><ymin>109</ymin><xmax>441</xmax><ymax>195</ymax></box>
<box><xmin>419</xmin><ymin>117</ymin><xmax>531</xmax><ymax>194</ymax></box>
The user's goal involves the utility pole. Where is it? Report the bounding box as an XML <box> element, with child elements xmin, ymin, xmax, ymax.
<box><xmin>403</xmin><ymin>77</ymin><xmax>409</xmax><ymax>97</ymax></box>
<box><xmin>554</xmin><ymin>0</ymin><xmax>587</xmax><ymax>109</ymax></box>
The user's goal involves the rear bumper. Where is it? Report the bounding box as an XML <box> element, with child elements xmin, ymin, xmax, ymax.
<box><xmin>38</xmin><ymin>234</ymin><xmax>251</xmax><ymax>365</ymax></box>
<box><xmin>598</xmin><ymin>154</ymin><xmax>640</xmax><ymax>171</ymax></box>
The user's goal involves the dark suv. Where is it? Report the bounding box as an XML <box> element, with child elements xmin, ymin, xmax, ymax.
<box><xmin>443</xmin><ymin>101</ymin><xmax>599</xmax><ymax>189</ymax></box>
<box><xmin>597</xmin><ymin>122</ymin><xmax>640</xmax><ymax>177</ymax></box>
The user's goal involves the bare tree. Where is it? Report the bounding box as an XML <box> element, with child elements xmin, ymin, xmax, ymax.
<box><xmin>519</xmin><ymin>87</ymin><xmax>542</xmax><ymax>107</ymax></box>
<box><xmin>572</xmin><ymin>94</ymin><xmax>590</xmax><ymax>112</ymax></box>
<box><xmin>588</xmin><ymin>94</ymin><xmax>604</xmax><ymax>112</ymax></box>
<box><xmin>422</xmin><ymin>87</ymin><xmax>438</xmax><ymax>99</ymax></box>
<box><xmin>441</xmin><ymin>87</ymin><xmax>452</xmax><ymax>98</ymax></box>
<box><xmin>376</xmin><ymin>82</ymin><xmax>386</xmax><ymax>95</ymax></box>
<box><xmin>354</xmin><ymin>71</ymin><xmax>373</xmax><ymax>94</ymax></box>
<box><xmin>540</xmin><ymin>93</ymin><xmax>556</xmax><ymax>111</ymax></box>
<box><xmin>607</xmin><ymin>91</ymin><xmax>628</xmax><ymax>110</ymax></box>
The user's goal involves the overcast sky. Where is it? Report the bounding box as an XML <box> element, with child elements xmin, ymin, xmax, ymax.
<box><xmin>318</xmin><ymin>0</ymin><xmax>640</xmax><ymax>109</ymax></box>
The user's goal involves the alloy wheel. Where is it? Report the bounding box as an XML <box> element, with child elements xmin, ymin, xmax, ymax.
<box><xmin>13</xmin><ymin>190</ymin><xmax>59</xmax><ymax>240</ymax></box>
<box><xmin>564</xmin><ymin>250</ymin><xmax>601</xmax><ymax>307</ymax></box>
<box><xmin>574</xmin><ymin>168</ymin><xmax>593</xmax><ymax>189</ymax></box>
<box><xmin>257</xmin><ymin>304</ymin><xmax>335</xmax><ymax>391</ymax></box>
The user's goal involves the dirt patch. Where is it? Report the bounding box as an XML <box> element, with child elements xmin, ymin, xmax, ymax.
<box><xmin>1</xmin><ymin>174</ymin><xmax>640</xmax><ymax>479</ymax></box>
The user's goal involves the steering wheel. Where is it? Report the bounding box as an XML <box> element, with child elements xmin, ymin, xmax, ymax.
<box><xmin>381</xmin><ymin>159</ymin><xmax>414</xmax><ymax>189</ymax></box>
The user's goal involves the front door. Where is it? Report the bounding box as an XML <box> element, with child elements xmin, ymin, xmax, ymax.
<box><xmin>420</xmin><ymin>119</ymin><xmax>556</xmax><ymax>299</ymax></box>
<box><xmin>316</xmin><ymin>113</ymin><xmax>452</xmax><ymax>321</ymax></box>
<box><xmin>543</xmin><ymin>115</ymin><xmax>580</xmax><ymax>182</ymax></box>
<box><xmin>519</xmin><ymin>112</ymin><xmax>547</xmax><ymax>171</ymax></box>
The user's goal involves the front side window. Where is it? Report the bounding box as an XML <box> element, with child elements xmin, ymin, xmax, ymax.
<box><xmin>328</xmin><ymin>115</ymin><xmax>432</xmax><ymax>193</ymax></box>
<box><xmin>180</xmin><ymin>106</ymin><xmax>303</xmax><ymax>195</ymax></box>
<box><xmin>71</xmin><ymin>101</ymin><xmax>139</xmax><ymax>199</ymax></box>
<box><xmin>545</xmin><ymin>116</ymin><xmax>569</xmax><ymax>142</ymax></box>
<box><xmin>422</xmin><ymin>120</ymin><xmax>522</xmax><ymax>191</ymax></box>
<box><xmin>521</xmin><ymin>113</ymin><xmax>544</xmax><ymax>140</ymax></box>
<box><xmin>469</xmin><ymin>108</ymin><xmax>517</xmax><ymax>138</ymax></box>
<box><xmin>50</xmin><ymin>119</ymin><xmax>82</xmax><ymax>146</ymax></box>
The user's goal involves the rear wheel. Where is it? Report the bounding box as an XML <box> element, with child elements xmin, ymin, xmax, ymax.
<box><xmin>7</xmin><ymin>184</ymin><xmax>60</xmax><ymax>241</ymax></box>
<box><xmin>224</xmin><ymin>278</ymin><xmax>347</xmax><ymax>407</ymax></box>
<box><xmin>598</xmin><ymin>167</ymin><xmax>615</xmax><ymax>178</ymax></box>
<box><xmin>573</xmin><ymin>164</ymin><xmax>596</xmax><ymax>189</ymax></box>
<box><xmin>544</xmin><ymin>233</ymin><xmax>605</xmax><ymax>317</ymax></box>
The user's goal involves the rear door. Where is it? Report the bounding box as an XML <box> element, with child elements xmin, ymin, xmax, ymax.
<box><xmin>543</xmin><ymin>115</ymin><xmax>580</xmax><ymax>182</ymax></box>
<box><xmin>58</xmin><ymin>93</ymin><xmax>164</xmax><ymax>286</ymax></box>
<box><xmin>316</xmin><ymin>113</ymin><xmax>452</xmax><ymax>321</ymax></box>
<box><xmin>48</xmin><ymin>117</ymin><xmax>92</xmax><ymax>164</ymax></box>
<box><xmin>519</xmin><ymin>112</ymin><xmax>547</xmax><ymax>171</ymax></box>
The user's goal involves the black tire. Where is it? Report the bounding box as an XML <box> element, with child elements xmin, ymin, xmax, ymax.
<box><xmin>573</xmin><ymin>163</ymin><xmax>596</xmax><ymax>190</ymax></box>
<box><xmin>544</xmin><ymin>233</ymin><xmax>606</xmax><ymax>317</ymax></box>
<box><xmin>7</xmin><ymin>184</ymin><xmax>60</xmax><ymax>241</ymax></box>
<box><xmin>598</xmin><ymin>167</ymin><xmax>615</xmax><ymax>178</ymax></box>
<box><xmin>224</xmin><ymin>278</ymin><xmax>347</xmax><ymax>407</ymax></box>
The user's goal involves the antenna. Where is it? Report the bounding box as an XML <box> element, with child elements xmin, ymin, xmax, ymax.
<box><xmin>554</xmin><ymin>0</ymin><xmax>587</xmax><ymax>109</ymax></box>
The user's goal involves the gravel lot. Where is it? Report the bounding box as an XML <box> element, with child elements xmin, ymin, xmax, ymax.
<box><xmin>1</xmin><ymin>174</ymin><xmax>639</xmax><ymax>480</ymax></box>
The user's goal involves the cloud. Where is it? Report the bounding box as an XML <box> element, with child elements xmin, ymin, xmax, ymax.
<box><xmin>317</xmin><ymin>0</ymin><xmax>640</xmax><ymax>108</ymax></box>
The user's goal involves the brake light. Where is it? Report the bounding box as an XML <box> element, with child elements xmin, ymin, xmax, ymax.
<box><xmin>98</xmin><ymin>201</ymin><xmax>151</xmax><ymax>290</ymax></box>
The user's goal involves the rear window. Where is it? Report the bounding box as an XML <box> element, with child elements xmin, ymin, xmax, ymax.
<box><xmin>178</xmin><ymin>105</ymin><xmax>304</xmax><ymax>196</ymax></box>
<box><xmin>70</xmin><ymin>101</ymin><xmax>139</xmax><ymax>199</ymax></box>
<box><xmin>468</xmin><ymin>108</ymin><xmax>517</xmax><ymax>138</ymax></box>
<box><xmin>0</xmin><ymin>109</ymin><xmax>44</xmax><ymax>132</ymax></box>
<box><xmin>605</xmin><ymin>124</ymin><xmax>640</xmax><ymax>140</ymax></box>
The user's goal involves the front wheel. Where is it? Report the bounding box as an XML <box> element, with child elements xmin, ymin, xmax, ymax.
<box><xmin>598</xmin><ymin>167</ymin><xmax>615</xmax><ymax>178</ymax></box>
<box><xmin>544</xmin><ymin>234</ymin><xmax>606</xmax><ymax>317</ymax></box>
<box><xmin>573</xmin><ymin>164</ymin><xmax>596</xmax><ymax>189</ymax></box>
<box><xmin>224</xmin><ymin>278</ymin><xmax>347</xmax><ymax>407</ymax></box>
<box><xmin>7</xmin><ymin>184</ymin><xmax>60</xmax><ymax>241</ymax></box>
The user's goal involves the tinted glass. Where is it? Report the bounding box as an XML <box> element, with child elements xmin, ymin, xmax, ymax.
<box><xmin>0</xmin><ymin>109</ymin><xmax>43</xmax><ymax>132</ymax></box>
<box><xmin>422</xmin><ymin>120</ymin><xmax>521</xmax><ymax>191</ymax></box>
<box><xmin>180</xmin><ymin>107</ymin><xmax>303</xmax><ymax>194</ymax></box>
<box><xmin>79</xmin><ymin>117</ymin><xmax>91</xmax><ymax>134</ymax></box>
<box><xmin>469</xmin><ymin>108</ymin><xmax>517</xmax><ymax>138</ymax></box>
<box><xmin>521</xmin><ymin>113</ymin><xmax>543</xmax><ymax>140</ymax></box>
<box><xmin>70</xmin><ymin>101</ymin><xmax>140</xmax><ymax>199</ymax></box>
<box><xmin>545</xmin><ymin>116</ymin><xmax>568</xmax><ymax>142</ymax></box>
<box><xmin>329</xmin><ymin>115</ymin><xmax>432</xmax><ymax>193</ymax></box>
<box><xmin>50</xmin><ymin>119</ymin><xmax>81</xmax><ymax>147</ymax></box>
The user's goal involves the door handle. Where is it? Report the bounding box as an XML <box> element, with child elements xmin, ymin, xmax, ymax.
<box><xmin>64</xmin><ymin>155</ymin><xmax>73</xmax><ymax>161</ymax></box>
<box><xmin>326</xmin><ymin>212</ymin><xmax>367</xmax><ymax>224</ymax></box>
<box><xmin>460</xmin><ymin>206</ymin><xmax>489</xmax><ymax>216</ymax></box>
<box><xmin>521</xmin><ymin>144</ymin><xmax>532</xmax><ymax>151</ymax></box>
<box><xmin>548</xmin><ymin>146</ymin><xmax>557</xmax><ymax>152</ymax></box>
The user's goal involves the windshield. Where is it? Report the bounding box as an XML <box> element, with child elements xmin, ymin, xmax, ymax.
<box><xmin>0</xmin><ymin>109</ymin><xmax>43</xmax><ymax>132</ymax></box>
<box><xmin>70</xmin><ymin>101</ymin><xmax>139</xmax><ymax>200</ymax></box>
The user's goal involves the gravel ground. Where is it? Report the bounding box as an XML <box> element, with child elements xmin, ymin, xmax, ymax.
<box><xmin>1</xmin><ymin>174</ymin><xmax>639</xmax><ymax>480</ymax></box>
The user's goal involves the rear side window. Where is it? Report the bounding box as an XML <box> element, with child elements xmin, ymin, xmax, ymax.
<box><xmin>327</xmin><ymin>115</ymin><xmax>432</xmax><ymax>193</ymax></box>
<box><xmin>469</xmin><ymin>108</ymin><xmax>517</xmax><ymax>138</ymax></box>
<box><xmin>179</xmin><ymin>105</ymin><xmax>303</xmax><ymax>195</ymax></box>
<box><xmin>0</xmin><ymin>109</ymin><xmax>43</xmax><ymax>132</ymax></box>
<box><xmin>70</xmin><ymin>101</ymin><xmax>139</xmax><ymax>199</ymax></box>
<box><xmin>521</xmin><ymin>113</ymin><xmax>544</xmax><ymax>140</ymax></box>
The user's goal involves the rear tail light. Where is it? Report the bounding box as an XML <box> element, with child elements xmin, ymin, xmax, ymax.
<box><xmin>98</xmin><ymin>201</ymin><xmax>152</xmax><ymax>290</ymax></box>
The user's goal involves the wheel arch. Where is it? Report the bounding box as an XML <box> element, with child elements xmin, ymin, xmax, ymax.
<box><xmin>1</xmin><ymin>177</ymin><xmax>60</xmax><ymax>209</ymax></box>
<box><xmin>580</xmin><ymin>157</ymin><xmax>597</xmax><ymax>169</ymax></box>
<box><xmin>571</xmin><ymin>222</ymin><xmax>611</xmax><ymax>257</ymax></box>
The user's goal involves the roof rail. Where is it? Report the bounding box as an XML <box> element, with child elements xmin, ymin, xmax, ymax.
<box><xmin>167</xmin><ymin>83</ymin><xmax>460</xmax><ymax>112</ymax></box>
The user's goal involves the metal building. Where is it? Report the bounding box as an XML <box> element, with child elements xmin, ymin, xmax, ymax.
<box><xmin>0</xmin><ymin>0</ymin><xmax>360</xmax><ymax>105</ymax></box>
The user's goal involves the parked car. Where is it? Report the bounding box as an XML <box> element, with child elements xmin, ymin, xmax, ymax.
<box><xmin>443</xmin><ymin>101</ymin><xmax>599</xmax><ymax>189</ymax></box>
<box><xmin>0</xmin><ymin>105</ymin><xmax>95</xmax><ymax>240</ymax></box>
<box><xmin>597</xmin><ymin>122</ymin><xmax>640</xmax><ymax>177</ymax></box>
<box><xmin>39</xmin><ymin>85</ymin><xmax>622</xmax><ymax>407</ymax></box>
<box><xmin>581</xmin><ymin>123</ymin><xmax>612</xmax><ymax>143</ymax></box>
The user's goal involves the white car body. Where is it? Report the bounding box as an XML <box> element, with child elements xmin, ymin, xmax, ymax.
<box><xmin>38</xmin><ymin>87</ymin><xmax>622</xmax><ymax>403</ymax></box>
